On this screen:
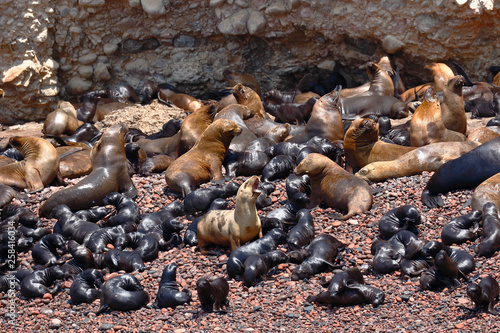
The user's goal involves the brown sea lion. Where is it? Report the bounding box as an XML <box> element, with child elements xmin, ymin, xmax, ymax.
<box><xmin>214</xmin><ymin>104</ymin><xmax>257</xmax><ymax>152</ymax></box>
<box><xmin>467</xmin><ymin>127</ymin><xmax>500</xmax><ymax>144</ymax></box>
<box><xmin>94</xmin><ymin>101</ymin><xmax>133</xmax><ymax>121</ymax></box>
<box><xmin>43</xmin><ymin>101</ymin><xmax>83</xmax><ymax>137</ymax></box>
<box><xmin>0</xmin><ymin>136</ymin><xmax>60</xmax><ymax>192</ymax></box>
<box><xmin>343</xmin><ymin>118</ymin><xmax>414</xmax><ymax>173</ymax></box>
<box><xmin>441</xmin><ymin>75</ymin><xmax>467</xmax><ymax>135</ymax></box>
<box><xmin>294</xmin><ymin>153</ymin><xmax>373</xmax><ymax>220</ymax></box>
<box><xmin>56</xmin><ymin>146</ymin><xmax>92</xmax><ymax>179</ymax></box>
<box><xmin>137</xmin><ymin>101</ymin><xmax>217</xmax><ymax>158</ymax></box>
<box><xmin>339</xmin><ymin>62</ymin><xmax>395</xmax><ymax>98</ymax></box>
<box><xmin>196</xmin><ymin>277</ymin><xmax>230</xmax><ymax>312</ymax></box>
<box><xmin>471</xmin><ymin>172</ymin><xmax>500</xmax><ymax>212</ymax></box>
<box><xmin>410</xmin><ymin>87</ymin><xmax>465</xmax><ymax>147</ymax></box>
<box><xmin>38</xmin><ymin>124</ymin><xmax>137</xmax><ymax>217</ymax></box>
<box><xmin>165</xmin><ymin>119</ymin><xmax>241</xmax><ymax>197</ymax></box>
<box><xmin>338</xmin><ymin>95</ymin><xmax>409</xmax><ymax>120</ymax></box>
<box><xmin>400</xmin><ymin>63</ymin><xmax>456</xmax><ymax>102</ymax></box>
<box><xmin>285</xmin><ymin>89</ymin><xmax>343</xmax><ymax>144</ymax></box>
<box><xmin>196</xmin><ymin>176</ymin><xmax>262</xmax><ymax>253</ymax></box>
<box><xmin>223</xmin><ymin>69</ymin><xmax>262</xmax><ymax>96</ymax></box>
<box><xmin>158</xmin><ymin>83</ymin><xmax>202</xmax><ymax>112</ymax></box>
<box><xmin>140</xmin><ymin>154</ymin><xmax>174</xmax><ymax>175</ymax></box>
<box><xmin>466</xmin><ymin>275</ymin><xmax>500</xmax><ymax>315</ymax></box>
<box><xmin>356</xmin><ymin>141</ymin><xmax>479</xmax><ymax>183</ymax></box>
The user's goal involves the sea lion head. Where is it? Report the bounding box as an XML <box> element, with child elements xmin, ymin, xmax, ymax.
<box><xmin>238</xmin><ymin>175</ymin><xmax>261</xmax><ymax>201</ymax></box>
<box><xmin>446</xmin><ymin>75</ymin><xmax>465</xmax><ymax>92</ymax></box>
<box><xmin>346</xmin><ymin>118</ymin><xmax>379</xmax><ymax>146</ymax></box>
<box><xmin>265</xmin><ymin>124</ymin><xmax>291</xmax><ymax>143</ymax></box>
<box><xmin>466</xmin><ymin>282</ymin><xmax>482</xmax><ymax>302</ymax></box>
<box><xmin>293</xmin><ymin>153</ymin><xmax>329</xmax><ymax>177</ymax></box>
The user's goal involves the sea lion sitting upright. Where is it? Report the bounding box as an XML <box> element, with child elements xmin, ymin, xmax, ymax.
<box><xmin>223</xmin><ymin>69</ymin><xmax>262</xmax><ymax>96</ymax></box>
<box><xmin>294</xmin><ymin>153</ymin><xmax>373</xmax><ymax>220</ymax></box>
<box><xmin>410</xmin><ymin>87</ymin><xmax>465</xmax><ymax>147</ymax></box>
<box><xmin>196</xmin><ymin>176</ymin><xmax>262</xmax><ymax>254</ymax></box>
<box><xmin>466</xmin><ymin>275</ymin><xmax>500</xmax><ymax>315</ymax></box>
<box><xmin>165</xmin><ymin>119</ymin><xmax>241</xmax><ymax>197</ymax></box>
<box><xmin>43</xmin><ymin>101</ymin><xmax>83</xmax><ymax>137</ymax></box>
<box><xmin>440</xmin><ymin>75</ymin><xmax>467</xmax><ymax>135</ymax></box>
<box><xmin>154</xmin><ymin>263</ymin><xmax>192</xmax><ymax>309</ymax></box>
<box><xmin>343</xmin><ymin>118</ymin><xmax>414</xmax><ymax>173</ymax></box>
<box><xmin>39</xmin><ymin>124</ymin><xmax>137</xmax><ymax>217</ymax></box>
<box><xmin>196</xmin><ymin>277</ymin><xmax>230</xmax><ymax>312</ymax></box>
<box><xmin>0</xmin><ymin>136</ymin><xmax>60</xmax><ymax>192</ymax></box>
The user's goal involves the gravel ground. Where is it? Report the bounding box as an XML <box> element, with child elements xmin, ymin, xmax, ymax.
<box><xmin>0</xmin><ymin>105</ymin><xmax>499</xmax><ymax>332</ymax></box>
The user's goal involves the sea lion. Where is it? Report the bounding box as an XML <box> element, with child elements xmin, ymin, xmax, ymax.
<box><xmin>477</xmin><ymin>202</ymin><xmax>500</xmax><ymax>257</ymax></box>
<box><xmin>184</xmin><ymin>200</ymin><xmax>227</xmax><ymax>247</ymax></box>
<box><xmin>285</xmin><ymin>173</ymin><xmax>311</xmax><ymax>200</ymax></box>
<box><xmin>261</xmin><ymin>155</ymin><xmax>296</xmax><ymax>182</ymax></box>
<box><xmin>285</xmin><ymin>89</ymin><xmax>344</xmax><ymax>144</ymax></box>
<box><xmin>242</xmin><ymin>250</ymin><xmax>288</xmax><ymax>287</ymax></box>
<box><xmin>322</xmin><ymin>267</ymin><xmax>365</xmax><ymax>297</ymax></box>
<box><xmin>264</xmin><ymin>193</ymin><xmax>309</xmax><ymax>228</ymax></box>
<box><xmin>294</xmin><ymin>153</ymin><xmax>373</xmax><ymax>220</ymax></box>
<box><xmin>307</xmin><ymin>283</ymin><xmax>385</xmax><ymax>308</ymax></box>
<box><xmin>370</xmin><ymin>239</ymin><xmax>402</xmax><ymax>274</ymax></box>
<box><xmin>441</xmin><ymin>211</ymin><xmax>482</xmax><ymax>245</ymax></box>
<box><xmin>183</xmin><ymin>182</ymin><xmax>239</xmax><ymax>215</ymax></box>
<box><xmin>388</xmin><ymin>230</ymin><xmax>425</xmax><ymax>259</ymax></box>
<box><xmin>226</xmin><ymin>228</ymin><xmax>287</xmax><ymax>279</ymax></box>
<box><xmin>196</xmin><ymin>277</ymin><xmax>230</xmax><ymax>312</ymax></box>
<box><xmin>0</xmin><ymin>136</ymin><xmax>60</xmax><ymax>192</ymax></box>
<box><xmin>378</xmin><ymin>205</ymin><xmax>421</xmax><ymax>238</ymax></box>
<box><xmin>31</xmin><ymin>234</ymin><xmax>67</xmax><ymax>267</ymax></box>
<box><xmin>39</xmin><ymin>124</ymin><xmax>137</xmax><ymax>217</ymax></box>
<box><xmin>410</xmin><ymin>87</ymin><xmax>465</xmax><ymax>147</ymax></box>
<box><xmin>43</xmin><ymin>101</ymin><xmax>83</xmax><ymax>137</ymax></box>
<box><xmin>338</xmin><ymin>95</ymin><xmax>409</xmax><ymax>120</ymax></box>
<box><xmin>223</xmin><ymin>69</ymin><xmax>261</xmax><ymax>96</ymax></box>
<box><xmin>20</xmin><ymin>266</ymin><xmax>65</xmax><ymax>299</ymax></box>
<box><xmin>137</xmin><ymin>201</ymin><xmax>185</xmax><ymax>233</ymax></box>
<box><xmin>466</xmin><ymin>275</ymin><xmax>500</xmax><ymax>315</ymax></box>
<box><xmin>440</xmin><ymin>75</ymin><xmax>467</xmax><ymax>135</ymax></box>
<box><xmin>140</xmin><ymin>154</ymin><xmax>174</xmax><ymax>176</ymax></box>
<box><xmin>57</xmin><ymin>146</ymin><xmax>92</xmax><ymax>179</ymax></box>
<box><xmin>0</xmin><ymin>184</ymin><xmax>16</xmax><ymax>209</ymax></box>
<box><xmin>158</xmin><ymin>83</ymin><xmax>202</xmax><ymax>112</ymax></box>
<box><xmin>196</xmin><ymin>176</ymin><xmax>262</xmax><ymax>254</ymax></box>
<box><xmin>339</xmin><ymin>62</ymin><xmax>394</xmax><ymax>98</ymax></box>
<box><xmin>421</xmin><ymin>240</ymin><xmax>475</xmax><ymax>276</ymax></box>
<box><xmin>98</xmin><ymin>274</ymin><xmax>149</xmax><ymax>314</ymax></box>
<box><xmin>214</xmin><ymin>104</ymin><xmax>256</xmax><ymax>153</ymax></box>
<box><xmin>420</xmin><ymin>249</ymin><xmax>462</xmax><ymax>291</ymax></box>
<box><xmin>141</xmin><ymin>80</ymin><xmax>159</xmax><ymax>105</ymax></box>
<box><xmin>85</xmin><ymin>221</ymin><xmax>137</xmax><ymax>254</ymax></box>
<box><xmin>114</xmin><ymin>232</ymin><xmax>159</xmax><ymax>262</ymax></box>
<box><xmin>356</xmin><ymin>141</ymin><xmax>480</xmax><ymax>183</ymax></box>
<box><xmin>264</xmin><ymin>97</ymin><xmax>317</xmax><ymax>125</ymax></box>
<box><xmin>287</xmin><ymin>208</ymin><xmax>315</xmax><ymax>250</ymax></box>
<box><xmin>51</xmin><ymin>204</ymin><xmax>100</xmax><ymax>244</ymax></box>
<box><xmin>421</xmin><ymin>137</ymin><xmax>500</xmax><ymax>208</ymax></box>
<box><xmin>471</xmin><ymin>172</ymin><xmax>500</xmax><ymax>212</ymax></box>
<box><xmin>69</xmin><ymin>268</ymin><xmax>105</xmax><ymax>305</ymax></box>
<box><xmin>76</xmin><ymin>90</ymin><xmax>108</xmax><ymax>123</ymax></box>
<box><xmin>146</xmin><ymin>119</ymin><xmax>183</xmax><ymax>140</ymax></box>
<box><xmin>94</xmin><ymin>249</ymin><xmax>145</xmax><ymax>273</ymax></box>
<box><xmin>61</xmin><ymin>240</ymin><xmax>97</xmax><ymax>277</ymax></box>
<box><xmin>102</xmin><ymin>192</ymin><xmax>140</xmax><ymax>227</ymax></box>
<box><xmin>64</xmin><ymin>123</ymin><xmax>102</xmax><ymax>145</ymax></box>
<box><xmin>467</xmin><ymin>127</ymin><xmax>500</xmax><ymax>144</ymax></box>
<box><xmin>154</xmin><ymin>263</ymin><xmax>192</xmax><ymax>309</ymax></box>
<box><xmin>107</xmin><ymin>85</ymin><xmax>141</xmax><ymax>104</ymax></box>
<box><xmin>74</xmin><ymin>206</ymin><xmax>113</xmax><ymax>222</ymax></box>
<box><xmin>290</xmin><ymin>234</ymin><xmax>345</xmax><ymax>281</ymax></box>
<box><xmin>165</xmin><ymin>118</ymin><xmax>241</xmax><ymax>197</ymax></box>
<box><xmin>343</xmin><ymin>118</ymin><xmax>414</xmax><ymax>173</ymax></box>
<box><xmin>400</xmin><ymin>63</ymin><xmax>456</xmax><ymax>102</ymax></box>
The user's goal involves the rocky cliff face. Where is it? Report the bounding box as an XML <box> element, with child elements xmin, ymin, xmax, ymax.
<box><xmin>0</xmin><ymin>0</ymin><xmax>498</xmax><ymax>124</ymax></box>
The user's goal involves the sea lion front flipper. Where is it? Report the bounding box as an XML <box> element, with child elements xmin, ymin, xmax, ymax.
<box><xmin>421</xmin><ymin>189</ymin><xmax>444</xmax><ymax>208</ymax></box>
<box><xmin>24</xmin><ymin>169</ymin><xmax>45</xmax><ymax>193</ymax></box>
<box><xmin>488</xmin><ymin>303</ymin><xmax>500</xmax><ymax>315</ymax></box>
<box><xmin>95</xmin><ymin>303</ymin><xmax>109</xmax><ymax>316</ymax></box>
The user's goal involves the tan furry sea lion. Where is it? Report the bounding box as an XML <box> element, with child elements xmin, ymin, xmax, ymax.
<box><xmin>440</xmin><ymin>75</ymin><xmax>467</xmax><ymax>135</ymax></box>
<box><xmin>410</xmin><ymin>87</ymin><xmax>465</xmax><ymax>147</ymax></box>
<box><xmin>197</xmin><ymin>176</ymin><xmax>262</xmax><ymax>253</ymax></box>
<box><xmin>471</xmin><ymin>172</ymin><xmax>500</xmax><ymax>212</ymax></box>
<box><xmin>223</xmin><ymin>69</ymin><xmax>262</xmax><ymax>96</ymax></box>
<box><xmin>400</xmin><ymin>63</ymin><xmax>456</xmax><ymax>102</ymax></box>
<box><xmin>0</xmin><ymin>136</ymin><xmax>60</xmax><ymax>192</ymax></box>
<box><xmin>356</xmin><ymin>141</ymin><xmax>480</xmax><ymax>183</ymax></box>
<box><xmin>43</xmin><ymin>101</ymin><xmax>83</xmax><ymax>137</ymax></box>
<box><xmin>165</xmin><ymin>118</ymin><xmax>242</xmax><ymax>197</ymax></box>
<box><xmin>158</xmin><ymin>83</ymin><xmax>203</xmax><ymax>112</ymax></box>
<box><xmin>343</xmin><ymin>118</ymin><xmax>414</xmax><ymax>173</ymax></box>
<box><xmin>294</xmin><ymin>153</ymin><xmax>373</xmax><ymax>220</ymax></box>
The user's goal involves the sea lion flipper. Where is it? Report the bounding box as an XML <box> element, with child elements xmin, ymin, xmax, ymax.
<box><xmin>421</xmin><ymin>189</ymin><xmax>444</xmax><ymax>208</ymax></box>
<box><xmin>95</xmin><ymin>303</ymin><xmax>109</xmax><ymax>316</ymax></box>
<box><xmin>488</xmin><ymin>303</ymin><xmax>500</xmax><ymax>315</ymax></box>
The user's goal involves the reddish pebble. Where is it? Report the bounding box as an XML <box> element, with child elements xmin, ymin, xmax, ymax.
<box><xmin>396</xmin><ymin>296</ymin><xmax>402</xmax><ymax>302</ymax></box>
<box><xmin>104</xmin><ymin>272</ymin><xmax>120</xmax><ymax>281</ymax></box>
<box><xmin>455</xmin><ymin>323</ymin><xmax>464</xmax><ymax>329</ymax></box>
<box><xmin>332</xmin><ymin>221</ymin><xmax>342</xmax><ymax>227</ymax></box>
<box><xmin>63</xmin><ymin>280</ymin><xmax>73</xmax><ymax>289</ymax></box>
<box><xmin>107</xmin><ymin>244</ymin><xmax>114</xmax><ymax>249</ymax></box>
<box><xmin>457</xmin><ymin>298</ymin><xmax>469</xmax><ymax>305</ymax></box>
<box><xmin>42</xmin><ymin>293</ymin><xmax>53</xmax><ymax>300</ymax></box>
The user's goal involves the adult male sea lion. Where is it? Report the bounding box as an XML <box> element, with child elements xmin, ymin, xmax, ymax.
<box><xmin>165</xmin><ymin>119</ymin><xmax>241</xmax><ymax>197</ymax></box>
<box><xmin>196</xmin><ymin>176</ymin><xmax>262</xmax><ymax>253</ymax></box>
<box><xmin>294</xmin><ymin>153</ymin><xmax>373</xmax><ymax>220</ymax></box>
<box><xmin>0</xmin><ymin>136</ymin><xmax>60</xmax><ymax>192</ymax></box>
<box><xmin>39</xmin><ymin>124</ymin><xmax>137</xmax><ymax>217</ymax></box>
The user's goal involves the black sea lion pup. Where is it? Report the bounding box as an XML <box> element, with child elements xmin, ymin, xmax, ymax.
<box><xmin>307</xmin><ymin>283</ymin><xmax>384</xmax><ymax>308</ymax></box>
<box><xmin>265</xmin><ymin>193</ymin><xmax>310</xmax><ymax>227</ymax></box>
<box><xmin>138</xmin><ymin>200</ymin><xmax>185</xmax><ymax>233</ymax></box>
<box><xmin>477</xmin><ymin>202</ymin><xmax>500</xmax><ymax>257</ymax></box>
<box><xmin>39</xmin><ymin>124</ymin><xmax>137</xmax><ymax>217</ymax></box>
<box><xmin>75</xmin><ymin>206</ymin><xmax>113</xmax><ymax>223</ymax></box>
<box><xmin>287</xmin><ymin>208</ymin><xmax>315</xmax><ymax>250</ymax></box>
<box><xmin>97</xmin><ymin>274</ymin><xmax>149</xmax><ymax>314</ymax></box>
<box><xmin>294</xmin><ymin>153</ymin><xmax>373</xmax><ymax>220</ymax></box>
<box><xmin>196</xmin><ymin>277</ymin><xmax>230</xmax><ymax>312</ymax></box>
<box><xmin>94</xmin><ymin>249</ymin><xmax>145</xmax><ymax>273</ymax></box>
<box><xmin>265</xmin><ymin>142</ymin><xmax>306</xmax><ymax>158</ymax></box>
<box><xmin>85</xmin><ymin>221</ymin><xmax>137</xmax><ymax>254</ymax></box>
<box><xmin>441</xmin><ymin>211</ymin><xmax>482</xmax><ymax>245</ymax></box>
<box><xmin>226</xmin><ymin>228</ymin><xmax>287</xmax><ymax>279</ymax></box>
<box><xmin>197</xmin><ymin>176</ymin><xmax>262</xmax><ymax>254</ymax></box>
<box><xmin>388</xmin><ymin>230</ymin><xmax>425</xmax><ymax>259</ymax></box>
<box><xmin>420</xmin><ymin>250</ymin><xmax>462</xmax><ymax>291</ymax></box>
<box><xmin>20</xmin><ymin>266</ymin><xmax>65</xmax><ymax>299</ymax></box>
<box><xmin>183</xmin><ymin>182</ymin><xmax>239</xmax><ymax>215</ymax></box>
<box><xmin>261</xmin><ymin>155</ymin><xmax>296</xmax><ymax>183</ymax></box>
<box><xmin>70</xmin><ymin>268</ymin><xmax>105</xmax><ymax>305</ymax></box>
<box><xmin>370</xmin><ymin>239</ymin><xmax>402</xmax><ymax>274</ymax></box>
<box><xmin>114</xmin><ymin>232</ymin><xmax>159</xmax><ymax>262</ymax></box>
<box><xmin>421</xmin><ymin>240</ymin><xmax>475</xmax><ymax>276</ymax></box>
<box><xmin>255</xmin><ymin>181</ymin><xmax>275</xmax><ymax>210</ymax></box>
<box><xmin>323</xmin><ymin>267</ymin><xmax>365</xmax><ymax>297</ymax></box>
<box><xmin>155</xmin><ymin>263</ymin><xmax>192</xmax><ymax>309</ymax></box>
<box><xmin>32</xmin><ymin>234</ymin><xmax>67</xmax><ymax>267</ymax></box>
<box><xmin>285</xmin><ymin>173</ymin><xmax>311</xmax><ymax>200</ymax></box>
<box><xmin>61</xmin><ymin>240</ymin><xmax>97</xmax><ymax>277</ymax></box>
<box><xmin>242</xmin><ymin>250</ymin><xmax>288</xmax><ymax>287</ymax></box>
<box><xmin>378</xmin><ymin>205</ymin><xmax>422</xmax><ymax>238</ymax></box>
<box><xmin>103</xmin><ymin>192</ymin><xmax>141</xmax><ymax>227</ymax></box>
<box><xmin>51</xmin><ymin>204</ymin><xmax>100</xmax><ymax>244</ymax></box>
<box><xmin>291</xmin><ymin>234</ymin><xmax>345</xmax><ymax>281</ymax></box>
<box><xmin>466</xmin><ymin>275</ymin><xmax>500</xmax><ymax>315</ymax></box>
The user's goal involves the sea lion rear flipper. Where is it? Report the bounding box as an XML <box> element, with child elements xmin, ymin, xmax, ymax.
<box><xmin>95</xmin><ymin>304</ymin><xmax>109</xmax><ymax>316</ymax></box>
<box><xmin>421</xmin><ymin>189</ymin><xmax>444</xmax><ymax>208</ymax></box>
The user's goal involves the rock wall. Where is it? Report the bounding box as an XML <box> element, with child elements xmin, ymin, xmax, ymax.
<box><xmin>0</xmin><ymin>0</ymin><xmax>498</xmax><ymax>124</ymax></box>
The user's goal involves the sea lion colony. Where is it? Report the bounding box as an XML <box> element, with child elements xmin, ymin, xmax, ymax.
<box><xmin>2</xmin><ymin>58</ymin><xmax>500</xmax><ymax>321</ymax></box>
